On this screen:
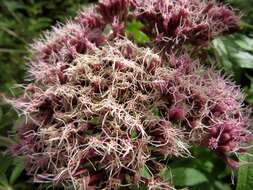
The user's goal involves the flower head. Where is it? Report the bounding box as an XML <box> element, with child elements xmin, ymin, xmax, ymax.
<box><xmin>8</xmin><ymin>0</ymin><xmax>251</xmax><ymax>189</ymax></box>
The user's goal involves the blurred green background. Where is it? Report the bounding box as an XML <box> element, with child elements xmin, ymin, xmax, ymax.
<box><xmin>0</xmin><ymin>0</ymin><xmax>252</xmax><ymax>189</ymax></box>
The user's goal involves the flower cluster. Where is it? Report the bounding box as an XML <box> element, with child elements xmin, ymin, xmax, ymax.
<box><xmin>9</xmin><ymin>0</ymin><xmax>251</xmax><ymax>189</ymax></box>
<box><xmin>132</xmin><ymin>0</ymin><xmax>239</xmax><ymax>46</ymax></box>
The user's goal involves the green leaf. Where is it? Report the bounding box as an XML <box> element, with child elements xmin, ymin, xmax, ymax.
<box><xmin>0</xmin><ymin>108</ymin><xmax>2</xmax><ymax>120</ymax></box>
<box><xmin>159</xmin><ymin>167</ymin><xmax>172</xmax><ymax>184</ymax></box>
<box><xmin>126</xmin><ymin>20</ymin><xmax>150</xmax><ymax>43</ymax></box>
<box><xmin>9</xmin><ymin>164</ymin><xmax>24</xmax><ymax>185</ymax></box>
<box><xmin>244</xmin><ymin>75</ymin><xmax>253</xmax><ymax>105</ymax></box>
<box><xmin>0</xmin><ymin>154</ymin><xmax>13</xmax><ymax>175</ymax></box>
<box><xmin>213</xmin><ymin>38</ymin><xmax>228</xmax><ymax>55</ymax></box>
<box><xmin>0</xmin><ymin>173</ymin><xmax>9</xmax><ymax>187</ymax></box>
<box><xmin>214</xmin><ymin>181</ymin><xmax>231</xmax><ymax>190</ymax></box>
<box><xmin>240</xmin><ymin>21</ymin><xmax>253</xmax><ymax>30</ymax></box>
<box><xmin>130</xmin><ymin>129</ymin><xmax>138</xmax><ymax>139</ymax></box>
<box><xmin>231</xmin><ymin>52</ymin><xmax>253</xmax><ymax>69</ymax></box>
<box><xmin>0</xmin><ymin>136</ymin><xmax>15</xmax><ymax>147</ymax></box>
<box><xmin>3</xmin><ymin>1</ymin><xmax>26</xmax><ymax>12</ymax></box>
<box><xmin>0</xmin><ymin>185</ymin><xmax>13</xmax><ymax>190</ymax></box>
<box><xmin>236</xmin><ymin>147</ymin><xmax>253</xmax><ymax>190</ymax></box>
<box><xmin>212</xmin><ymin>38</ymin><xmax>233</xmax><ymax>72</ymax></box>
<box><xmin>212</xmin><ymin>34</ymin><xmax>253</xmax><ymax>84</ymax></box>
<box><xmin>29</xmin><ymin>18</ymin><xmax>52</xmax><ymax>32</ymax></box>
<box><xmin>139</xmin><ymin>164</ymin><xmax>152</xmax><ymax>179</ymax></box>
<box><xmin>89</xmin><ymin>116</ymin><xmax>100</xmax><ymax>125</ymax></box>
<box><xmin>213</xmin><ymin>34</ymin><xmax>253</xmax><ymax>56</ymax></box>
<box><xmin>0</xmin><ymin>185</ymin><xmax>8</xmax><ymax>190</ymax></box>
<box><xmin>169</xmin><ymin>167</ymin><xmax>207</xmax><ymax>187</ymax></box>
<box><xmin>150</xmin><ymin>106</ymin><xmax>160</xmax><ymax>116</ymax></box>
<box><xmin>233</xmin><ymin>35</ymin><xmax>253</xmax><ymax>51</ymax></box>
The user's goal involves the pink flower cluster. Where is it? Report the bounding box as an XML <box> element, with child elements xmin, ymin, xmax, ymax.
<box><xmin>132</xmin><ymin>0</ymin><xmax>239</xmax><ymax>45</ymax></box>
<box><xmin>9</xmin><ymin>0</ymin><xmax>251</xmax><ymax>189</ymax></box>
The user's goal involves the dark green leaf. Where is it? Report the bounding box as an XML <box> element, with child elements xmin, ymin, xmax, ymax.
<box><xmin>89</xmin><ymin>116</ymin><xmax>100</xmax><ymax>125</ymax></box>
<box><xmin>232</xmin><ymin>52</ymin><xmax>253</xmax><ymax>69</ymax></box>
<box><xmin>0</xmin><ymin>108</ymin><xmax>2</xmax><ymax>120</ymax></box>
<box><xmin>0</xmin><ymin>136</ymin><xmax>15</xmax><ymax>147</ymax></box>
<box><xmin>165</xmin><ymin>167</ymin><xmax>208</xmax><ymax>187</ymax></box>
<box><xmin>0</xmin><ymin>173</ymin><xmax>9</xmax><ymax>187</ymax></box>
<box><xmin>233</xmin><ymin>35</ymin><xmax>253</xmax><ymax>51</ymax></box>
<box><xmin>130</xmin><ymin>130</ymin><xmax>138</xmax><ymax>139</ymax></box>
<box><xmin>236</xmin><ymin>147</ymin><xmax>253</xmax><ymax>190</ymax></box>
<box><xmin>214</xmin><ymin>181</ymin><xmax>231</xmax><ymax>190</ymax></box>
<box><xmin>139</xmin><ymin>165</ymin><xmax>152</xmax><ymax>179</ymax></box>
<box><xmin>0</xmin><ymin>154</ymin><xmax>13</xmax><ymax>175</ymax></box>
<box><xmin>9</xmin><ymin>164</ymin><xmax>24</xmax><ymax>185</ymax></box>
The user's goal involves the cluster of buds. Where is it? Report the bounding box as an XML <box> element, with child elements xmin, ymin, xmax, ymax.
<box><xmin>9</xmin><ymin>0</ymin><xmax>251</xmax><ymax>189</ymax></box>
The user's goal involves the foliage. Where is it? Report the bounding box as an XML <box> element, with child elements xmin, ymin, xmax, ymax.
<box><xmin>159</xmin><ymin>147</ymin><xmax>233</xmax><ymax>190</ymax></box>
<box><xmin>227</xmin><ymin>0</ymin><xmax>253</xmax><ymax>26</ymax></box>
<box><xmin>212</xmin><ymin>34</ymin><xmax>253</xmax><ymax>104</ymax></box>
<box><xmin>236</xmin><ymin>143</ymin><xmax>253</xmax><ymax>190</ymax></box>
<box><xmin>0</xmin><ymin>154</ymin><xmax>28</xmax><ymax>190</ymax></box>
